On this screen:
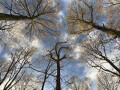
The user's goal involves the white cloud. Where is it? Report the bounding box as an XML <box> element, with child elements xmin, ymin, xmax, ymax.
<box><xmin>3</xmin><ymin>54</ymin><xmax>11</xmax><ymax>61</ymax></box>
<box><xmin>31</xmin><ymin>38</ymin><xmax>41</xmax><ymax>48</ymax></box>
<box><xmin>102</xmin><ymin>62</ymin><xmax>112</xmax><ymax>70</ymax></box>
<box><xmin>74</xmin><ymin>45</ymin><xmax>85</xmax><ymax>60</ymax></box>
<box><xmin>84</xmin><ymin>67</ymin><xmax>98</xmax><ymax>81</ymax></box>
<box><xmin>58</xmin><ymin>11</ymin><xmax>65</xmax><ymax>22</ymax></box>
<box><xmin>58</xmin><ymin>11</ymin><xmax>64</xmax><ymax>17</ymax></box>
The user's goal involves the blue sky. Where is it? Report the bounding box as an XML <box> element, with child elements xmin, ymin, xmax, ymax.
<box><xmin>0</xmin><ymin>0</ymin><xmax>109</xmax><ymax>90</ymax></box>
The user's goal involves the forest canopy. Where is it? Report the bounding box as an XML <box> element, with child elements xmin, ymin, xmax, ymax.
<box><xmin>0</xmin><ymin>0</ymin><xmax>120</xmax><ymax>90</ymax></box>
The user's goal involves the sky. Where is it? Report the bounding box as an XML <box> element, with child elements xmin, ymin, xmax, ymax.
<box><xmin>57</xmin><ymin>0</ymin><xmax>118</xmax><ymax>90</ymax></box>
<box><xmin>0</xmin><ymin>0</ymin><xmax>118</xmax><ymax>90</ymax></box>
<box><xmin>0</xmin><ymin>0</ymin><xmax>86</xmax><ymax>89</ymax></box>
<box><xmin>51</xmin><ymin>0</ymin><xmax>101</xmax><ymax>89</ymax></box>
<box><xmin>0</xmin><ymin>0</ymin><xmax>97</xmax><ymax>89</ymax></box>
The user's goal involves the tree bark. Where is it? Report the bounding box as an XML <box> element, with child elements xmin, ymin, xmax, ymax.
<box><xmin>41</xmin><ymin>72</ymin><xmax>47</xmax><ymax>90</ymax></box>
<box><xmin>83</xmin><ymin>20</ymin><xmax>120</xmax><ymax>38</ymax></box>
<box><xmin>0</xmin><ymin>13</ymin><xmax>32</xmax><ymax>20</ymax></box>
<box><xmin>56</xmin><ymin>61</ymin><xmax>61</xmax><ymax>90</ymax></box>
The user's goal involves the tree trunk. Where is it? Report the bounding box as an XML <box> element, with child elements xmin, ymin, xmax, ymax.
<box><xmin>0</xmin><ymin>13</ymin><xmax>31</xmax><ymax>20</ymax></box>
<box><xmin>56</xmin><ymin>61</ymin><xmax>61</xmax><ymax>90</ymax></box>
<box><xmin>41</xmin><ymin>72</ymin><xmax>47</xmax><ymax>90</ymax></box>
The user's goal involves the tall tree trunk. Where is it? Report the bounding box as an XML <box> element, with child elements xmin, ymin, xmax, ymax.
<box><xmin>56</xmin><ymin>61</ymin><xmax>61</xmax><ymax>90</ymax></box>
<box><xmin>41</xmin><ymin>72</ymin><xmax>47</xmax><ymax>90</ymax></box>
<box><xmin>0</xmin><ymin>13</ymin><xmax>31</xmax><ymax>20</ymax></box>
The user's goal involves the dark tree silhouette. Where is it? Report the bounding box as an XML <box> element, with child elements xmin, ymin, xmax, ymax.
<box><xmin>48</xmin><ymin>41</ymin><xmax>71</xmax><ymax>90</ymax></box>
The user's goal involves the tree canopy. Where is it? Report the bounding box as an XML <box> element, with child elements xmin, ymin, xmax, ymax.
<box><xmin>67</xmin><ymin>0</ymin><xmax>120</xmax><ymax>38</ymax></box>
<box><xmin>0</xmin><ymin>0</ymin><xmax>120</xmax><ymax>90</ymax></box>
<box><xmin>0</xmin><ymin>0</ymin><xmax>59</xmax><ymax>37</ymax></box>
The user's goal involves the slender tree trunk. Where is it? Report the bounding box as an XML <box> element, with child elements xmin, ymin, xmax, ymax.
<box><xmin>56</xmin><ymin>61</ymin><xmax>61</xmax><ymax>90</ymax></box>
<box><xmin>0</xmin><ymin>13</ymin><xmax>31</xmax><ymax>20</ymax></box>
<box><xmin>41</xmin><ymin>72</ymin><xmax>47</xmax><ymax>90</ymax></box>
<box><xmin>0</xmin><ymin>73</ymin><xmax>1</xmax><ymax>81</ymax></box>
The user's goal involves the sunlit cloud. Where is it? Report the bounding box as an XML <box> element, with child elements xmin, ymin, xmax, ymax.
<box><xmin>58</xmin><ymin>11</ymin><xmax>65</xmax><ymax>22</ymax></box>
<box><xmin>74</xmin><ymin>45</ymin><xmax>85</xmax><ymax>60</ymax></box>
<box><xmin>31</xmin><ymin>38</ymin><xmax>41</xmax><ymax>48</ymax></box>
<box><xmin>59</xmin><ymin>11</ymin><xmax>64</xmax><ymax>17</ymax></box>
<box><xmin>84</xmin><ymin>67</ymin><xmax>97</xmax><ymax>81</ymax></box>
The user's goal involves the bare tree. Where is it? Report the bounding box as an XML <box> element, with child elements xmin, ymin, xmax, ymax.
<box><xmin>13</xmin><ymin>71</ymin><xmax>41</xmax><ymax>90</ymax></box>
<box><xmin>79</xmin><ymin>32</ymin><xmax>120</xmax><ymax>77</ymax></box>
<box><xmin>0</xmin><ymin>0</ymin><xmax>59</xmax><ymax>37</ymax></box>
<box><xmin>28</xmin><ymin>58</ymin><xmax>56</xmax><ymax>90</ymax></box>
<box><xmin>67</xmin><ymin>0</ymin><xmax>120</xmax><ymax>38</ymax></box>
<box><xmin>66</xmin><ymin>76</ymin><xmax>92</xmax><ymax>90</ymax></box>
<box><xmin>48</xmin><ymin>41</ymin><xmax>72</xmax><ymax>90</ymax></box>
<box><xmin>0</xmin><ymin>46</ymin><xmax>36</xmax><ymax>90</ymax></box>
<box><xmin>25</xmin><ymin>41</ymin><xmax>72</xmax><ymax>90</ymax></box>
<box><xmin>97</xmin><ymin>72</ymin><xmax>120</xmax><ymax>90</ymax></box>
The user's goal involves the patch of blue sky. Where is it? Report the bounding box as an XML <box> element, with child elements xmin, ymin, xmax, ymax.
<box><xmin>0</xmin><ymin>0</ymin><xmax>111</xmax><ymax>89</ymax></box>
